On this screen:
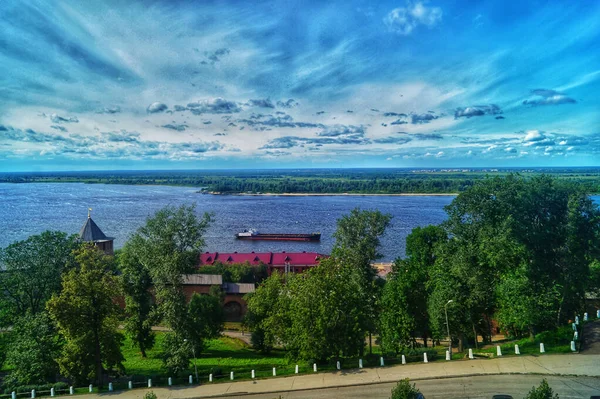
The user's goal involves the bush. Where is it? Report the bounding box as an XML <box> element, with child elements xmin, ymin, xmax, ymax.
<box><xmin>535</xmin><ymin>326</ymin><xmax>572</xmax><ymax>346</ymax></box>
<box><xmin>524</xmin><ymin>379</ymin><xmax>559</xmax><ymax>399</ymax></box>
<box><xmin>144</xmin><ymin>391</ymin><xmax>157</xmax><ymax>399</ymax></box>
<box><xmin>390</xmin><ymin>379</ymin><xmax>422</xmax><ymax>399</ymax></box>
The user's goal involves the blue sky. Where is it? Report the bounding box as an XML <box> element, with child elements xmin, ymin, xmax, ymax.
<box><xmin>0</xmin><ymin>0</ymin><xmax>599</xmax><ymax>171</ymax></box>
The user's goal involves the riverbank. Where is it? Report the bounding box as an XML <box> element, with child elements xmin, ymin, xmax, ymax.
<box><xmin>207</xmin><ymin>192</ymin><xmax>458</xmax><ymax>196</ymax></box>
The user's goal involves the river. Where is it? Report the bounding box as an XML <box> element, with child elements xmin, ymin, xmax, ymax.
<box><xmin>0</xmin><ymin>183</ymin><xmax>597</xmax><ymax>262</ymax></box>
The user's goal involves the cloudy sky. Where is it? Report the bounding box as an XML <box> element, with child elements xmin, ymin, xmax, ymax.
<box><xmin>1</xmin><ymin>0</ymin><xmax>599</xmax><ymax>171</ymax></box>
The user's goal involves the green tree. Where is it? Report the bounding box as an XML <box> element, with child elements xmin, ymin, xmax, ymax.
<box><xmin>186</xmin><ymin>293</ymin><xmax>224</xmax><ymax>347</ymax></box>
<box><xmin>443</xmin><ymin>174</ymin><xmax>600</xmax><ymax>335</ymax></box>
<box><xmin>285</xmin><ymin>258</ymin><xmax>367</xmax><ymax>361</ymax></box>
<box><xmin>5</xmin><ymin>312</ymin><xmax>62</xmax><ymax>386</ymax></box>
<box><xmin>390</xmin><ymin>378</ymin><xmax>422</xmax><ymax>399</ymax></box>
<box><xmin>378</xmin><ymin>267</ymin><xmax>414</xmax><ymax>354</ymax></box>
<box><xmin>245</xmin><ymin>272</ymin><xmax>287</xmax><ymax>353</ymax></box>
<box><xmin>332</xmin><ymin>208</ymin><xmax>392</xmax><ymax>353</ymax></box>
<box><xmin>47</xmin><ymin>245</ymin><xmax>124</xmax><ymax>386</ymax></box>
<box><xmin>118</xmin><ymin>242</ymin><xmax>155</xmax><ymax>358</ymax></box>
<box><xmin>524</xmin><ymin>379</ymin><xmax>559</xmax><ymax>399</ymax></box>
<box><xmin>122</xmin><ymin>204</ymin><xmax>212</xmax><ymax>370</ymax></box>
<box><xmin>126</xmin><ymin>204</ymin><xmax>212</xmax><ymax>334</ymax></box>
<box><xmin>0</xmin><ymin>231</ymin><xmax>78</xmax><ymax>324</ymax></box>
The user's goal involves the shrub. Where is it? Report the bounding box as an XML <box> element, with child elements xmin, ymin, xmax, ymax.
<box><xmin>524</xmin><ymin>379</ymin><xmax>559</xmax><ymax>399</ymax></box>
<box><xmin>390</xmin><ymin>379</ymin><xmax>422</xmax><ymax>399</ymax></box>
<box><xmin>144</xmin><ymin>391</ymin><xmax>157</xmax><ymax>399</ymax></box>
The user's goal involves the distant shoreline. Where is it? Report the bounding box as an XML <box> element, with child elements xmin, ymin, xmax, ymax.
<box><xmin>207</xmin><ymin>192</ymin><xmax>458</xmax><ymax>197</ymax></box>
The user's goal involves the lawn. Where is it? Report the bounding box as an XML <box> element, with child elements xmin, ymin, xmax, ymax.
<box><xmin>475</xmin><ymin>325</ymin><xmax>574</xmax><ymax>357</ymax></box>
<box><xmin>121</xmin><ymin>332</ymin><xmax>296</xmax><ymax>383</ymax></box>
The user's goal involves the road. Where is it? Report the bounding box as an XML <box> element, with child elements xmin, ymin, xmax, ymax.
<box><xmin>583</xmin><ymin>319</ymin><xmax>600</xmax><ymax>355</ymax></box>
<box><xmin>215</xmin><ymin>375</ymin><xmax>600</xmax><ymax>399</ymax></box>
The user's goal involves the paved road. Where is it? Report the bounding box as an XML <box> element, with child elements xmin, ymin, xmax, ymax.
<box><xmin>215</xmin><ymin>375</ymin><xmax>600</xmax><ymax>399</ymax></box>
<box><xmin>582</xmin><ymin>319</ymin><xmax>600</xmax><ymax>355</ymax></box>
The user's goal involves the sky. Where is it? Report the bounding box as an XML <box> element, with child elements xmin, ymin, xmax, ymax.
<box><xmin>0</xmin><ymin>0</ymin><xmax>599</xmax><ymax>171</ymax></box>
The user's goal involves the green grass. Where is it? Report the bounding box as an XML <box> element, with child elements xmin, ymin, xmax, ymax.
<box><xmin>475</xmin><ymin>325</ymin><xmax>574</xmax><ymax>357</ymax></box>
<box><xmin>121</xmin><ymin>332</ymin><xmax>293</xmax><ymax>380</ymax></box>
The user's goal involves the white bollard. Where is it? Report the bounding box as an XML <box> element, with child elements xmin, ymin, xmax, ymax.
<box><xmin>597</xmin><ymin>309</ymin><xmax>600</xmax><ymax>319</ymax></box>
<box><xmin>51</xmin><ymin>388</ymin><xmax>55</xmax><ymax>397</ymax></box>
<box><xmin>31</xmin><ymin>390</ymin><xmax>35</xmax><ymax>399</ymax></box>
<box><xmin>468</xmin><ymin>348</ymin><xmax>474</xmax><ymax>359</ymax></box>
<box><xmin>446</xmin><ymin>350</ymin><xmax>451</xmax><ymax>361</ymax></box>
<box><xmin>571</xmin><ymin>341</ymin><xmax>577</xmax><ymax>352</ymax></box>
<box><xmin>273</xmin><ymin>367</ymin><xmax>276</xmax><ymax>376</ymax></box>
<box><xmin>168</xmin><ymin>377</ymin><xmax>172</xmax><ymax>386</ymax></box>
<box><xmin>515</xmin><ymin>344</ymin><xmax>520</xmax><ymax>355</ymax></box>
<box><xmin>584</xmin><ymin>312</ymin><xmax>588</xmax><ymax>321</ymax></box>
<box><xmin>401</xmin><ymin>355</ymin><xmax>406</xmax><ymax>365</ymax></box>
<box><xmin>540</xmin><ymin>343</ymin><xmax>545</xmax><ymax>353</ymax></box>
<box><xmin>230</xmin><ymin>371</ymin><xmax>234</xmax><ymax>380</ymax></box>
<box><xmin>359</xmin><ymin>358</ymin><xmax>363</xmax><ymax>368</ymax></box>
<box><xmin>251</xmin><ymin>370</ymin><xmax>255</xmax><ymax>379</ymax></box>
<box><xmin>496</xmin><ymin>345</ymin><xmax>502</xmax><ymax>357</ymax></box>
<box><xmin>108</xmin><ymin>383</ymin><xmax>113</xmax><ymax>392</ymax></box>
<box><xmin>572</xmin><ymin>322</ymin><xmax>577</xmax><ymax>331</ymax></box>
<box><xmin>12</xmin><ymin>392</ymin><xmax>16</xmax><ymax>399</ymax></box>
<box><xmin>380</xmin><ymin>357</ymin><xmax>384</xmax><ymax>367</ymax></box>
<box><xmin>575</xmin><ymin>316</ymin><xmax>579</xmax><ymax>325</ymax></box>
<box><xmin>336</xmin><ymin>361</ymin><xmax>340</xmax><ymax>370</ymax></box>
<box><xmin>89</xmin><ymin>385</ymin><xmax>93</xmax><ymax>393</ymax></box>
<box><xmin>574</xmin><ymin>331</ymin><xmax>579</xmax><ymax>340</ymax></box>
<box><xmin>209</xmin><ymin>374</ymin><xmax>213</xmax><ymax>382</ymax></box>
<box><xmin>313</xmin><ymin>363</ymin><xmax>317</xmax><ymax>372</ymax></box>
<box><xmin>69</xmin><ymin>387</ymin><xmax>74</xmax><ymax>395</ymax></box>
<box><xmin>128</xmin><ymin>381</ymin><xmax>133</xmax><ymax>389</ymax></box>
<box><xmin>295</xmin><ymin>365</ymin><xmax>299</xmax><ymax>374</ymax></box>
<box><xmin>148</xmin><ymin>379</ymin><xmax>152</xmax><ymax>388</ymax></box>
<box><xmin>189</xmin><ymin>375</ymin><xmax>193</xmax><ymax>384</ymax></box>
<box><xmin>423</xmin><ymin>352</ymin><xmax>428</xmax><ymax>363</ymax></box>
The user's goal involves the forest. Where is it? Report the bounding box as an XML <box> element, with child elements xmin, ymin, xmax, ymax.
<box><xmin>1</xmin><ymin>168</ymin><xmax>599</xmax><ymax>194</ymax></box>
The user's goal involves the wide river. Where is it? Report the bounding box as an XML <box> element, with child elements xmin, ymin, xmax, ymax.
<box><xmin>1</xmin><ymin>183</ymin><xmax>598</xmax><ymax>262</ymax></box>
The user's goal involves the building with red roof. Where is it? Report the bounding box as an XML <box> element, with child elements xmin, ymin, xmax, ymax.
<box><xmin>199</xmin><ymin>251</ymin><xmax>327</xmax><ymax>275</ymax></box>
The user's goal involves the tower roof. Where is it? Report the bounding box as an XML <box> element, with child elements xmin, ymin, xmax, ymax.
<box><xmin>79</xmin><ymin>216</ymin><xmax>112</xmax><ymax>242</ymax></box>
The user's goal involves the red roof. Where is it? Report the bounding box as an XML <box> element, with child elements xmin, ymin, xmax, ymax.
<box><xmin>199</xmin><ymin>251</ymin><xmax>327</xmax><ymax>267</ymax></box>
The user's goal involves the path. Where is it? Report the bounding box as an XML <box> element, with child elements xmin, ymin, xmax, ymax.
<box><xmin>582</xmin><ymin>319</ymin><xmax>600</xmax><ymax>355</ymax></box>
<box><xmin>74</xmin><ymin>353</ymin><xmax>600</xmax><ymax>399</ymax></box>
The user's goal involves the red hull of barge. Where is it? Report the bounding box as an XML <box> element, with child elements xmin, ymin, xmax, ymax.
<box><xmin>236</xmin><ymin>233</ymin><xmax>321</xmax><ymax>242</ymax></box>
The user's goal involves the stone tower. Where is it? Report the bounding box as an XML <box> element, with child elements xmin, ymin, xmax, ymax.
<box><xmin>78</xmin><ymin>208</ymin><xmax>114</xmax><ymax>255</ymax></box>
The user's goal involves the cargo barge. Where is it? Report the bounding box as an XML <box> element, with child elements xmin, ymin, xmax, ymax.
<box><xmin>235</xmin><ymin>229</ymin><xmax>321</xmax><ymax>242</ymax></box>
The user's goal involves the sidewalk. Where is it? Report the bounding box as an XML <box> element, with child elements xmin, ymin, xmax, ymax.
<box><xmin>80</xmin><ymin>354</ymin><xmax>600</xmax><ymax>399</ymax></box>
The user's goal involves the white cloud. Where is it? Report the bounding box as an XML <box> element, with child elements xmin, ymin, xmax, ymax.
<box><xmin>384</xmin><ymin>2</ymin><xmax>442</xmax><ymax>35</ymax></box>
<box><xmin>523</xmin><ymin>130</ymin><xmax>545</xmax><ymax>142</ymax></box>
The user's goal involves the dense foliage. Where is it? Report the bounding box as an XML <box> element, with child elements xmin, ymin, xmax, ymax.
<box><xmin>0</xmin><ymin>231</ymin><xmax>78</xmax><ymax>325</ymax></box>
<box><xmin>390</xmin><ymin>379</ymin><xmax>422</xmax><ymax>399</ymax></box>
<box><xmin>1</xmin><ymin>168</ymin><xmax>598</xmax><ymax>194</ymax></box>
<box><xmin>46</xmin><ymin>245</ymin><xmax>124</xmax><ymax>386</ymax></box>
<box><xmin>245</xmin><ymin>209</ymin><xmax>389</xmax><ymax>361</ymax></box>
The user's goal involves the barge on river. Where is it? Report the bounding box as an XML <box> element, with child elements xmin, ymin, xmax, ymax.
<box><xmin>235</xmin><ymin>229</ymin><xmax>321</xmax><ymax>242</ymax></box>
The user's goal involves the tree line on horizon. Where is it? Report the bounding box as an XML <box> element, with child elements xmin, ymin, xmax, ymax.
<box><xmin>0</xmin><ymin>174</ymin><xmax>599</xmax><ymax>390</ymax></box>
<box><xmin>1</xmin><ymin>169</ymin><xmax>599</xmax><ymax>195</ymax></box>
